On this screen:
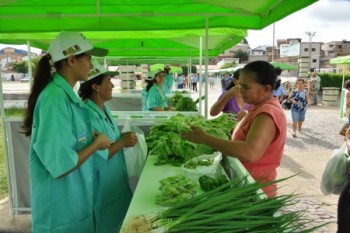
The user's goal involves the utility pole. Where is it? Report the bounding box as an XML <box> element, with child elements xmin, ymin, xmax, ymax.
<box><xmin>305</xmin><ymin>31</ymin><xmax>316</xmax><ymax>71</ymax></box>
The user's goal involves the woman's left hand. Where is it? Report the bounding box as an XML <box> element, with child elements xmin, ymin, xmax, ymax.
<box><xmin>121</xmin><ymin>132</ymin><xmax>138</xmax><ymax>147</ymax></box>
<box><xmin>181</xmin><ymin>126</ymin><xmax>207</xmax><ymax>143</ymax></box>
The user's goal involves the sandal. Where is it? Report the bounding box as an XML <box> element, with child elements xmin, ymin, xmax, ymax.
<box><xmin>292</xmin><ymin>132</ymin><xmax>296</xmax><ymax>138</ymax></box>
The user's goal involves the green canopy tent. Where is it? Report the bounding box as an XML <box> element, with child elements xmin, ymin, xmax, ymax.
<box><xmin>270</xmin><ymin>61</ymin><xmax>297</xmax><ymax>70</ymax></box>
<box><xmin>0</xmin><ymin>1</ymin><xmax>318</xmax><ymax>33</ymax></box>
<box><xmin>330</xmin><ymin>55</ymin><xmax>350</xmax><ymax>120</ymax></box>
<box><xmin>330</xmin><ymin>55</ymin><xmax>350</xmax><ymax>89</ymax></box>
<box><xmin>0</xmin><ymin>0</ymin><xmax>320</xmax><ymax>216</ymax></box>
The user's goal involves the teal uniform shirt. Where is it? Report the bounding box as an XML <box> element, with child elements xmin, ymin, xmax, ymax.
<box><xmin>141</xmin><ymin>88</ymin><xmax>148</xmax><ymax>111</ymax></box>
<box><xmin>86</xmin><ymin>99</ymin><xmax>132</xmax><ymax>233</ymax></box>
<box><xmin>147</xmin><ymin>85</ymin><xmax>168</xmax><ymax>110</ymax></box>
<box><xmin>162</xmin><ymin>73</ymin><xmax>173</xmax><ymax>94</ymax></box>
<box><xmin>30</xmin><ymin>73</ymin><xmax>96</xmax><ymax>233</ymax></box>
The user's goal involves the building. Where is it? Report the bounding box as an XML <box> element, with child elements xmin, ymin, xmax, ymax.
<box><xmin>321</xmin><ymin>40</ymin><xmax>350</xmax><ymax>68</ymax></box>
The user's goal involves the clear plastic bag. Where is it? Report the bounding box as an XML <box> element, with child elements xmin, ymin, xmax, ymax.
<box><xmin>181</xmin><ymin>151</ymin><xmax>222</xmax><ymax>178</ymax></box>
<box><xmin>122</xmin><ymin>120</ymin><xmax>148</xmax><ymax>192</ymax></box>
<box><xmin>320</xmin><ymin>144</ymin><xmax>350</xmax><ymax>195</ymax></box>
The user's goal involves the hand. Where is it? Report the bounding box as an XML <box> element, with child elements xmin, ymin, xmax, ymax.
<box><xmin>227</xmin><ymin>85</ymin><xmax>241</xmax><ymax>97</ymax></box>
<box><xmin>237</xmin><ymin>110</ymin><xmax>248</xmax><ymax>121</ymax></box>
<box><xmin>92</xmin><ymin>131</ymin><xmax>110</xmax><ymax>150</ymax></box>
<box><xmin>121</xmin><ymin>132</ymin><xmax>138</xmax><ymax>147</ymax></box>
<box><xmin>181</xmin><ymin>126</ymin><xmax>207</xmax><ymax>143</ymax></box>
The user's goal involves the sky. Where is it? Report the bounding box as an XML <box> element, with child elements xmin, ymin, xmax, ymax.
<box><xmin>1</xmin><ymin>0</ymin><xmax>350</xmax><ymax>54</ymax></box>
<box><xmin>247</xmin><ymin>0</ymin><xmax>350</xmax><ymax>49</ymax></box>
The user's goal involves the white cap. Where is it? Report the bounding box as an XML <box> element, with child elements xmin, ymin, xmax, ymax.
<box><xmin>164</xmin><ymin>64</ymin><xmax>171</xmax><ymax>69</ymax></box>
<box><xmin>88</xmin><ymin>60</ymin><xmax>117</xmax><ymax>81</ymax></box>
<box><xmin>48</xmin><ymin>31</ymin><xmax>108</xmax><ymax>62</ymax></box>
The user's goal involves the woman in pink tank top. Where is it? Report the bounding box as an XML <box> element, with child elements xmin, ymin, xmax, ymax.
<box><xmin>183</xmin><ymin>61</ymin><xmax>287</xmax><ymax>197</ymax></box>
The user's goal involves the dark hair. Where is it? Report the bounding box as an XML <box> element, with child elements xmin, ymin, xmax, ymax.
<box><xmin>225</xmin><ymin>68</ymin><xmax>242</xmax><ymax>91</ymax></box>
<box><xmin>145</xmin><ymin>78</ymin><xmax>155</xmax><ymax>92</ymax></box>
<box><xmin>345</xmin><ymin>79</ymin><xmax>350</xmax><ymax>89</ymax></box>
<box><xmin>78</xmin><ymin>74</ymin><xmax>105</xmax><ymax>100</ymax></box>
<box><xmin>275</xmin><ymin>67</ymin><xmax>282</xmax><ymax>76</ymax></box>
<box><xmin>273</xmin><ymin>79</ymin><xmax>282</xmax><ymax>90</ymax></box>
<box><xmin>22</xmin><ymin>53</ymin><xmax>86</xmax><ymax>136</ymax></box>
<box><xmin>241</xmin><ymin>61</ymin><xmax>277</xmax><ymax>88</ymax></box>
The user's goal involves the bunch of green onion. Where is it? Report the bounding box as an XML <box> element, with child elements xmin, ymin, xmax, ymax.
<box><xmin>122</xmin><ymin>176</ymin><xmax>329</xmax><ymax>233</ymax></box>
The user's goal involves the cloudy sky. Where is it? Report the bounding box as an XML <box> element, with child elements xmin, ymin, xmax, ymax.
<box><xmin>247</xmin><ymin>0</ymin><xmax>350</xmax><ymax>49</ymax></box>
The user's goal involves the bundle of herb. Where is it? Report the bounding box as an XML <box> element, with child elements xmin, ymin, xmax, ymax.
<box><xmin>121</xmin><ymin>176</ymin><xmax>329</xmax><ymax>233</ymax></box>
<box><xmin>146</xmin><ymin>114</ymin><xmax>236</xmax><ymax>166</ymax></box>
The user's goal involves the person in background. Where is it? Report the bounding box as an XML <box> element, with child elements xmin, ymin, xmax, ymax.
<box><xmin>162</xmin><ymin>64</ymin><xmax>173</xmax><ymax>94</ymax></box>
<box><xmin>22</xmin><ymin>31</ymin><xmax>110</xmax><ymax>233</ymax></box>
<box><xmin>210</xmin><ymin>68</ymin><xmax>251</xmax><ymax>121</ymax></box>
<box><xmin>273</xmin><ymin>69</ymin><xmax>285</xmax><ymax>103</ymax></box>
<box><xmin>289</xmin><ymin>78</ymin><xmax>311</xmax><ymax>138</ymax></box>
<box><xmin>147</xmin><ymin>70</ymin><xmax>171</xmax><ymax>111</ymax></box>
<box><xmin>192</xmin><ymin>73</ymin><xmax>198</xmax><ymax>92</ymax></box>
<box><xmin>345</xmin><ymin>79</ymin><xmax>350</xmax><ymax>125</ymax></box>
<box><xmin>225</xmin><ymin>73</ymin><xmax>233</xmax><ymax>89</ymax></box>
<box><xmin>141</xmin><ymin>74</ymin><xmax>155</xmax><ymax>111</ymax></box>
<box><xmin>309</xmin><ymin>71</ymin><xmax>321</xmax><ymax>105</ymax></box>
<box><xmin>177</xmin><ymin>73</ymin><xmax>184</xmax><ymax>89</ymax></box>
<box><xmin>221</xmin><ymin>74</ymin><xmax>227</xmax><ymax>92</ymax></box>
<box><xmin>209</xmin><ymin>75</ymin><xmax>215</xmax><ymax>89</ymax></box>
<box><xmin>183</xmin><ymin>61</ymin><xmax>287</xmax><ymax>198</ymax></box>
<box><xmin>78</xmin><ymin>61</ymin><xmax>137</xmax><ymax>233</ymax></box>
<box><xmin>337</xmin><ymin>127</ymin><xmax>350</xmax><ymax>233</ymax></box>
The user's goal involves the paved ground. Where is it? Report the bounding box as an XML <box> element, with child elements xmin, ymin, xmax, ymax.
<box><xmin>0</xmin><ymin>81</ymin><xmax>345</xmax><ymax>232</ymax></box>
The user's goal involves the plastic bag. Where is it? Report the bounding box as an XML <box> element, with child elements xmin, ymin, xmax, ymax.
<box><xmin>181</xmin><ymin>151</ymin><xmax>222</xmax><ymax>178</ymax></box>
<box><xmin>122</xmin><ymin>120</ymin><xmax>148</xmax><ymax>192</ymax></box>
<box><xmin>320</xmin><ymin>144</ymin><xmax>350</xmax><ymax>195</ymax></box>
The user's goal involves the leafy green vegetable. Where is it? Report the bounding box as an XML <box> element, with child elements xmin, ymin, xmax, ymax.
<box><xmin>146</xmin><ymin>113</ymin><xmax>236</xmax><ymax>166</ymax></box>
<box><xmin>156</xmin><ymin>175</ymin><xmax>197</xmax><ymax>207</ymax></box>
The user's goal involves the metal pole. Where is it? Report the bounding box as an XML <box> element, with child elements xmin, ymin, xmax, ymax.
<box><xmin>272</xmin><ymin>23</ymin><xmax>275</xmax><ymax>62</ymax></box>
<box><xmin>26</xmin><ymin>41</ymin><xmax>33</xmax><ymax>87</ymax></box>
<box><xmin>305</xmin><ymin>31</ymin><xmax>316</xmax><ymax>71</ymax></box>
<box><xmin>204</xmin><ymin>17</ymin><xmax>209</xmax><ymax>119</ymax></box>
<box><xmin>199</xmin><ymin>37</ymin><xmax>203</xmax><ymax>115</ymax></box>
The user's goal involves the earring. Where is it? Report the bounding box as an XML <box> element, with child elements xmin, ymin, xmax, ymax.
<box><xmin>97</xmin><ymin>90</ymin><xmax>100</xmax><ymax>99</ymax></box>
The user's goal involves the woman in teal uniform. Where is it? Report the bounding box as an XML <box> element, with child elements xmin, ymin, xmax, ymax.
<box><xmin>22</xmin><ymin>31</ymin><xmax>110</xmax><ymax>233</ymax></box>
<box><xmin>141</xmin><ymin>75</ymin><xmax>155</xmax><ymax>111</ymax></box>
<box><xmin>146</xmin><ymin>70</ymin><xmax>171</xmax><ymax>111</ymax></box>
<box><xmin>79</xmin><ymin>61</ymin><xmax>138</xmax><ymax>233</ymax></box>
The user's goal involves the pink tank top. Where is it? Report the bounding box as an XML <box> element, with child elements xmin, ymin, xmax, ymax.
<box><xmin>232</xmin><ymin>97</ymin><xmax>287</xmax><ymax>197</ymax></box>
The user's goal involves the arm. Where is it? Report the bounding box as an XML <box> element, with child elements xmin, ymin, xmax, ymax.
<box><xmin>210</xmin><ymin>86</ymin><xmax>239</xmax><ymax>116</ymax></box>
<box><xmin>107</xmin><ymin>132</ymin><xmax>137</xmax><ymax>158</ymax></box>
<box><xmin>183</xmin><ymin>114</ymin><xmax>277</xmax><ymax>162</ymax></box>
<box><xmin>58</xmin><ymin>132</ymin><xmax>110</xmax><ymax>178</ymax></box>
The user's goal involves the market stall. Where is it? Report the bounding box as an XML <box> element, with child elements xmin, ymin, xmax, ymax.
<box><xmin>3</xmin><ymin>111</ymin><xmax>199</xmax><ymax>214</ymax></box>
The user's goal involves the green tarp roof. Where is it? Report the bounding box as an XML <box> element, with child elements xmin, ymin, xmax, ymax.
<box><xmin>330</xmin><ymin>55</ymin><xmax>350</xmax><ymax>65</ymax></box>
<box><xmin>270</xmin><ymin>62</ymin><xmax>297</xmax><ymax>70</ymax></box>
<box><xmin>0</xmin><ymin>0</ymin><xmax>318</xmax><ymax>63</ymax></box>
<box><xmin>0</xmin><ymin>0</ymin><xmax>317</xmax><ymax>32</ymax></box>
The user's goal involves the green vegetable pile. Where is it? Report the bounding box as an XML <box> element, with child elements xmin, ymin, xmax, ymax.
<box><xmin>155</xmin><ymin>175</ymin><xmax>197</xmax><ymax>207</ymax></box>
<box><xmin>199</xmin><ymin>174</ymin><xmax>229</xmax><ymax>192</ymax></box>
<box><xmin>169</xmin><ymin>93</ymin><xmax>197</xmax><ymax>111</ymax></box>
<box><xmin>146</xmin><ymin>113</ymin><xmax>236</xmax><ymax>166</ymax></box>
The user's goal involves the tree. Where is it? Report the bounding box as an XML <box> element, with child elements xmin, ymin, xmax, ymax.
<box><xmin>12</xmin><ymin>61</ymin><xmax>28</xmax><ymax>74</ymax></box>
<box><xmin>181</xmin><ymin>65</ymin><xmax>197</xmax><ymax>75</ymax></box>
<box><xmin>233</xmin><ymin>49</ymin><xmax>249</xmax><ymax>63</ymax></box>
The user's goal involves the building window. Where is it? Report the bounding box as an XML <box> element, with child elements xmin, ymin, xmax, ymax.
<box><xmin>304</xmin><ymin>48</ymin><xmax>308</xmax><ymax>52</ymax></box>
<box><xmin>312</xmin><ymin>48</ymin><xmax>316</xmax><ymax>52</ymax></box>
<box><xmin>312</xmin><ymin>59</ymin><xmax>317</xmax><ymax>63</ymax></box>
<box><xmin>338</xmin><ymin>45</ymin><xmax>342</xmax><ymax>49</ymax></box>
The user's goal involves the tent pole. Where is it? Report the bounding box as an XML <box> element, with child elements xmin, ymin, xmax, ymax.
<box><xmin>26</xmin><ymin>41</ymin><xmax>33</xmax><ymax>87</ymax></box>
<box><xmin>199</xmin><ymin>37</ymin><xmax>203</xmax><ymax>115</ymax></box>
<box><xmin>204</xmin><ymin>17</ymin><xmax>209</xmax><ymax>119</ymax></box>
